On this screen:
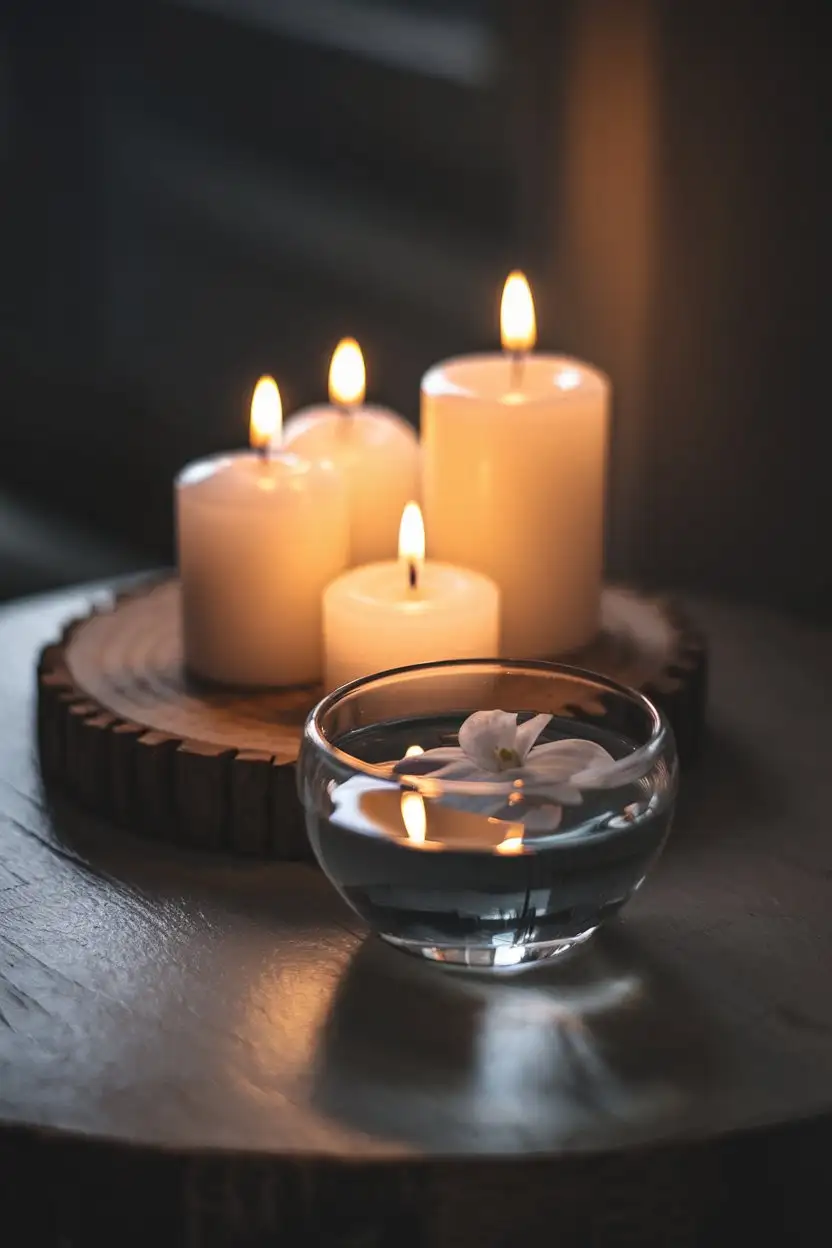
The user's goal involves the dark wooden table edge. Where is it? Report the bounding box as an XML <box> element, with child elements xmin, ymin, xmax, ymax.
<box><xmin>1</xmin><ymin>1101</ymin><xmax>830</xmax><ymax>1163</ymax></box>
<box><xmin>1</xmin><ymin>1111</ymin><xmax>830</xmax><ymax>1246</ymax></box>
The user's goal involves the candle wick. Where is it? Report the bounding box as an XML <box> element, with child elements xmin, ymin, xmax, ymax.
<box><xmin>408</xmin><ymin>561</ymin><xmax>418</xmax><ymax>591</ymax></box>
<box><xmin>509</xmin><ymin>350</ymin><xmax>525</xmax><ymax>391</ymax></box>
<box><xmin>257</xmin><ymin>442</ymin><xmax>270</xmax><ymax>462</ymax></box>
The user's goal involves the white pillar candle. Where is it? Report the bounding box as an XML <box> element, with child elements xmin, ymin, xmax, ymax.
<box><xmin>176</xmin><ymin>376</ymin><xmax>348</xmax><ymax>687</ymax></box>
<box><xmin>422</xmin><ymin>272</ymin><xmax>609</xmax><ymax>659</ymax></box>
<box><xmin>323</xmin><ymin>502</ymin><xmax>499</xmax><ymax>691</ymax></box>
<box><xmin>282</xmin><ymin>338</ymin><xmax>421</xmax><ymax>566</ymax></box>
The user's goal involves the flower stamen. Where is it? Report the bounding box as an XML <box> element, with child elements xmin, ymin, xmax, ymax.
<box><xmin>495</xmin><ymin>746</ymin><xmax>521</xmax><ymax>770</ymax></box>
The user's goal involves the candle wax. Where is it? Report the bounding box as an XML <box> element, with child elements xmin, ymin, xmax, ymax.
<box><xmin>422</xmin><ymin>354</ymin><xmax>609</xmax><ymax>659</ymax></box>
<box><xmin>323</xmin><ymin>560</ymin><xmax>499</xmax><ymax>691</ymax></box>
<box><xmin>176</xmin><ymin>451</ymin><xmax>347</xmax><ymax>687</ymax></box>
<box><xmin>282</xmin><ymin>405</ymin><xmax>421</xmax><ymax>566</ymax></box>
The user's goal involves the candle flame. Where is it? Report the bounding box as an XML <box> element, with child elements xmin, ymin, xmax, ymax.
<box><xmin>250</xmin><ymin>375</ymin><xmax>282</xmax><ymax>450</ymax></box>
<box><xmin>500</xmin><ymin>271</ymin><xmax>537</xmax><ymax>352</ymax></box>
<box><xmin>401</xmin><ymin>791</ymin><xmax>427</xmax><ymax>843</ymax></box>
<box><xmin>329</xmin><ymin>337</ymin><xmax>366</xmax><ymax>408</ymax></box>
<box><xmin>495</xmin><ymin>828</ymin><xmax>525</xmax><ymax>856</ymax></box>
<box><xmin>398</xmin><ymin>501</ymin><xmax>425</xmax><ymax>585</ymax></box>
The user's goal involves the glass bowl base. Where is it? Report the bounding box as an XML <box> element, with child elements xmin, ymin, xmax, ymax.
<box><xmin>380</xmin><ymin>925</ymin><xmax>598</xmax><ymax>971</ymax></box>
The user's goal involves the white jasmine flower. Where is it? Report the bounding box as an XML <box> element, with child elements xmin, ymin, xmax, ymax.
<box><xmin>393</xmin><ymin>709</ymin><xmax>632</xmax><ymax>832</ymax></box>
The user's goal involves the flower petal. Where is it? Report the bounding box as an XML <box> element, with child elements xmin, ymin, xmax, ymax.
<box><xmin>392</xmin><ymin>747</ymin><xmax>464</xmax><ymax>775</ymax></box>
<box><xmin>519</xmin><ymin>753</ymin><xmax>577</xmax><ymax>783</ymax></box>
<box><xmin>507</xmin><ymin>772</ymin><xmax>584</xmax><ymax>806</ymax></box>
<box><xmin>570</xmin><ymin>751</ymin><xmax>648</xmax><ymax>790</ymax></box>
<box><xmin>542</xmin><ymin>781</ymin><xmax>583</xmax><ymax>805</ymax></box>
<box><xmin>424</xmin><ymin>760</ymin><xmax>494</xmax><ymax>781</ymax></box>
<box><xmin>530</xmin><ymin>738</ymin><xmax>615</xmax><ymax>768</ymax></box>
<box><xmin>514</xmin><ymin>713</ymin><xmax>553</xmax><ymax>761</ymax></box>
<box><xmin>522</xmin><ymin>738</ymin><xmax>615</xmax><ymax>784</ymax></box>
<box><xmin>458</xmin><ymin>710</ymin><xmax>519</xmax><ymax>771</ymax></box>
<box><xmin>412</xmin><ymin>747</ymin><xmax>465</xmax><ymax>761</ymax></box>
<box><xmin>519</xmin><ymin>804</ymin><xmax>563</xmax><ymax>832</ymax></box>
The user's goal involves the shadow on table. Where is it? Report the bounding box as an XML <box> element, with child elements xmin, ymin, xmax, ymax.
<box><xmin>311</xmin><ymin>926</ymin><xmax>712</xmax><ymax>1154</ymax></box>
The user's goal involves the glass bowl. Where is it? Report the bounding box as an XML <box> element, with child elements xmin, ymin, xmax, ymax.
<box><xmin>297</xmin><ymin>660</ymin><xmax>678</xmax><ymax>970</ymax></box>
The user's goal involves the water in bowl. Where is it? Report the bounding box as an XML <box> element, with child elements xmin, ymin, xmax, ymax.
<box><xmin>305</xmin><ymin>713</ymin><xmax>674</xmax><ymax>968</ymax></box>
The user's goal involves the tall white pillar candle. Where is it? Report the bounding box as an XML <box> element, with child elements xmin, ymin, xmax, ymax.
<box><xmin>323</xmin><ymin>502</ymin><xmax>499</xmax><ymax>691</ymax></box>
<box><xmin>422</xmin><ymin>273</ymin><xmax>609</xmax><ymax>659</ymax></box>
<box><xmin>282</xmin><ymin>338</ymin><xmax>421</xmax><ymax>566</ymax></box>
<box><xmin>176</xmin><ymin>376</ymin><xmax>348</xmax><ymax>687</ymax></box>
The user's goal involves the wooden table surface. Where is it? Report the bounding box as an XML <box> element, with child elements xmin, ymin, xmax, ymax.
<box><xmin>1</xmin><ymin>584</ymin><xmax>831</xmax><ymax>1246</ymax></box>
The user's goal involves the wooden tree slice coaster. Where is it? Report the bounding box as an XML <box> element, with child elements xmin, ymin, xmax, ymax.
<box><xmin>36</xmin><ymin>579</ymin><xmax>707</xmax><ymax>860</ymax></box>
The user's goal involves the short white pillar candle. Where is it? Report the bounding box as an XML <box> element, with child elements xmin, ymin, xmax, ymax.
<box><xmin>176</xmin><ymin>376</ymin><xmax>348</xmax><ymax>687</ymax></box>
<box><xmin>323</xmin><ymin>502</ymin><xmax>500</xmax><ymax>691</ymax></box>
<box><xmin>421</xmin><ymin>273</ymin><xmax>610</xmax><ymax>659</ymax></box>
<box><xmin>282</xmin><ymin>338</ymin><xmax>421</xmax><ymax>566</ymax></box>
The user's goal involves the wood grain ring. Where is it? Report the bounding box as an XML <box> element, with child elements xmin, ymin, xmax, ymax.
<box><xmin>36</xmin><ymin>578</ymin><xmax>707</xmax><ymax>859</ymax></box>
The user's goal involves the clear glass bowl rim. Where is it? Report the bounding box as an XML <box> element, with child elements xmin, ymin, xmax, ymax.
<box><xmin>303</xmin><ymin>658</ymin><xmax>672</xmax><ymax>795</ymax></box>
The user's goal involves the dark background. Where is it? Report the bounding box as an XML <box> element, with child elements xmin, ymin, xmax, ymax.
<box><xmin>0</xmin><ymin>0</ymin><xmax>828</xmax><ymax>615</ymax></box>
